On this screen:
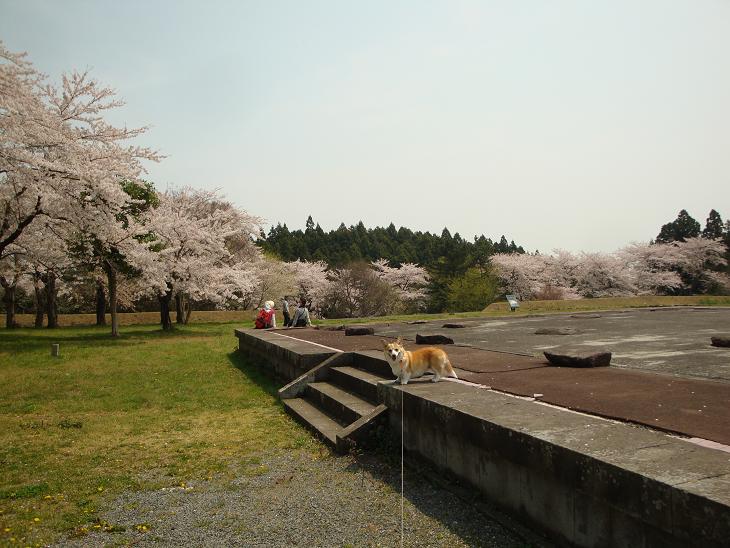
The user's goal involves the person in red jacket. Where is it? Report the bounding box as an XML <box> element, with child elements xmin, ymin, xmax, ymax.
<box><xmin>254</xmin><ymin>300</ymin><xmax>277</xmax><ymax>329</ymax></box>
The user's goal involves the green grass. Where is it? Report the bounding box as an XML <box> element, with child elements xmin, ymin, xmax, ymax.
<box><xmin>312</xmin><ymin>295</ymin><xmax>730</xmax><ymax>327</ymax></box>
<box><xmin>1</xmin><ymin>294</ymin><xmax>728</xmax><ymax>543</ymax></box>
<box><xmin>0</xmin><ymin>323</ymin><xmax>317</xmax><ymax>546</ymax></box>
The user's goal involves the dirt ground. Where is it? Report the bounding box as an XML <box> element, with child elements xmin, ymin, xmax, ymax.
<box><xmin>56</xmin><ymin>450</ymin><xmax>543</xmax><ymax>548</ymax></box>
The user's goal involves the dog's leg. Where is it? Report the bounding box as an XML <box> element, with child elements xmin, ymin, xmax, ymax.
<box><xmin>431</xmin><ymin>372</ymin><xmax>442</xmax><ymax>383</ymax></box>
<box><xmin>400</xmin><ymin>371</ymin><xmax>410</xmax><ymax>385</ymax></box>
<box><xmin>446</xmin><ymin>358</ymin><xmax>458</xmax><ymax>379</ymax></box>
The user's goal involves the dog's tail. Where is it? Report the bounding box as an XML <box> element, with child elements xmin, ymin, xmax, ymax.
<box><xmin>446</xmin><ymin>357</ymin><xmax>458</xmax><ymax>379</ymax></box>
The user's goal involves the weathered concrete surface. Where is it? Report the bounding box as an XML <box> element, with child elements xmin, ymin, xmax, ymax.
<box><xmin>378</xmin><ymin>378</ymin><xmax>730</xmax><ymax>548</ymax></box>
<box><xmin>376</xmin><ymin>308</ymin><xmax>730</xmax><ymax>381</ymax></box>
<box><xmin>272</xmin><ymin>328</ymin><xmax>730</xmax><ymax>446</ymax></box>
<box><xmin>236</xmin><ymin>330</ymin><xmax>730</xmax><ymax>547</ymax></box>
<box><xmin>234</xmin><ymin>329</ymin><xmax>336</xmax><ymax>382</ymax></box>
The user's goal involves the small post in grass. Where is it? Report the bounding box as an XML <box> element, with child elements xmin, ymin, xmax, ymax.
<box><xmin>51</xmin><ymin>343</ymin><xmax>60</xmax><ymax>357</ymax></box>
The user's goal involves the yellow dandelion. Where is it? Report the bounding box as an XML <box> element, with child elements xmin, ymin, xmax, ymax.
<box><xmin>43</xmin><ymin>495</ymin><xmax>52</xmax><ymax>500</ymax></box>
<box><xmin>4</xmin><ymin>527</ymin><xmax>11</xmax><ymax>532</ymax></box>
<box><xmin>33</xmin><ymin>517</ymin><xmax>41</xmax><ymax>522</ymax></box>
<box><xmin>97</xmin><ymin>487</ymin><xmax>104</xmax><ymax>492</ymax></box>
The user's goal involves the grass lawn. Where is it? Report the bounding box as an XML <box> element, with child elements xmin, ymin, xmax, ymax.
<box><xmin>1</xmin><ymin>294</ymin><xmax>728</xmax><ymax>544</ymax></box>
<box><xmin>0</xmin><ymin>323</ymin><xmax>317</xmax><ymax>546</ymax></box>
<box><xmin>314</xmin><ymin>294</ymin><xmax>730</xmax><ymax>327</ymax></box>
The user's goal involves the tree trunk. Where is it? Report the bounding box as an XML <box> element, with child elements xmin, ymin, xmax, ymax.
<box><xmin>160</xmin><ymin>284</ymin><xmax>173</xmax><ymax>330</ymax></box>
<box><xmin>33</xmin><ymin>272</ymin><xmax>44</xmax><ymax>328</ymax></box>
<box><xmin>175</xmin><ymin>292</ymin><xmax>184</xmax><ymax>324</ymax></box>
<box><xmin>184</xmin><ymin>303</ymin><xmax>192</xmax><ymax>325</ymax></box>
<box><xmin>1</xmin><ymin>277</ymin><xmax>18</xmax><ymax>329</ymax></box>
<box><xmin>95</xmin><ymin>281</ymin><xmax>107</xmax><ymax>326</ymax></box>
<box><xmin>45</xmin><ymin>271</ymin><xmax>58</xmax><ymax>329</ymax></box>
<box><xmin>103</xmin><ymin>261</ymin><xmax>119</xmax><ymax>337</ymax></box>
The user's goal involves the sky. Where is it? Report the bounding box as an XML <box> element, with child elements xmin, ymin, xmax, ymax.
<box><xmin>2</xmin><ymin>0</ymin><xmax>729</xmax><ymax>253</ymax></box>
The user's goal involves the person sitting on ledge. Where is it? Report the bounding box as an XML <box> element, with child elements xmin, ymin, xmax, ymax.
<box><xmin>288</xmin><ymin>298</ymin><xmax>311</xmax><ymax>328</ymax></box>
<box><xmin>254</xmin><ymin>300</ymin><xmax>277</xmax><ymax>329</ymax></box>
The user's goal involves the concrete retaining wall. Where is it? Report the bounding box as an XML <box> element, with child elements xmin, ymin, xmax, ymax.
<box><xmin>235</xmin><ymin>329</ymin><xmax>336</xmax><ymax>382</ymax></box>
<box><xmin>378</xmin><ymin>380</ymin><xmax>730</xmax><ymax>547</ymax></box>
<box><xmin>236</xmin><ymin>328</ymin><xmax>730</xmax><ymax>548</ymax></box>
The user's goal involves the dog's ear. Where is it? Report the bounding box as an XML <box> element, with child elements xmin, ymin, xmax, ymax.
<box><xmin>396</xmin><ymin>336</ymin><xmax>402</xmax><ymax>346</ymax></box>
<box><xmin>381</xmin><ymin>338</ymin><xmax>389</xmax><ymax>348</ymax></box>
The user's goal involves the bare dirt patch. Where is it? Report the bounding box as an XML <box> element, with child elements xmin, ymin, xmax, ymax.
<box><xmin>56</xmin><ymin>451</ymin><xmax>540</xmax><ymax>547</ymax></box>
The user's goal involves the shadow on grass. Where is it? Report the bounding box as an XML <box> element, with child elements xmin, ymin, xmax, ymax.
<box><xmin>226</xmin><ymin>351</ymin><xmax>282</xmax><ymax>400</ymax></box>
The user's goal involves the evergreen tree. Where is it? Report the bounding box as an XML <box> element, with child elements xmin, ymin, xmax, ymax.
<box><xmin>656</xmin><ymin>210</ymin><xmax>701</xmax><ymax>243</ymax></box>
<box><xmin>702</xmin><ymin>209</ymin><xmax>724</xmax><ymax>240</ymax></box>
<box><xmin>257</xmin><ymin>218</ymin><xmax>527</xmax><ymax>311</ymax></box>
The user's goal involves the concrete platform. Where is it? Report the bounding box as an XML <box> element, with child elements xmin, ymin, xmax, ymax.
<box><xmin>235</xmin><ymin>324</ymin><xmax>730</xmax><ymax>547</ymax></box>
<box><xmin>268</xmin><ymin>325</ymin><xmax>730</xmax><ymax>446</ymax></box>
<box><xmin>377</xmin><ymin>308</ymin><xmax>730</xmax><ymax>381</ymax></box>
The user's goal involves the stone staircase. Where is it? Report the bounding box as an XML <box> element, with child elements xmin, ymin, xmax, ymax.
<box><xmin>280</xmin><ymin>352</ymin><xmax>392</xmax><ymax>452</ymax></box>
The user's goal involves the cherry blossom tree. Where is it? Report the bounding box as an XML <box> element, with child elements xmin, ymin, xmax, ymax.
<box><xmin>240</xmin><ymin>257</ymin><xmax>295</xmax><ymax>311</ymax></box>
<box><xmin>69</xmin><ymin>179</ymin><xmax>166</xmax><ymax>336</ymax></box>
<box><xmin>669</xmin><ymin>237</ymin><xmax>728</xmax><ymax>293</ymax></box>
<box><xmin>490</xmin><ymin>252</ymin><xmax>548</xmax><ymax>300</ymax></box>
<box><xmin>618</xmin><ymin>242</ymin><xmax>682</xmax><ymax>294</ymax></box>
<box><xmin>1</xmin><ymin>42</ymin><xmax>160</xmax><ymax>265</ymax></box>
<box><xmin>493</xmin><ymin>239</ymin><xmax>728</xmax><ymax>301</ymax></box>
<box><xmin>0</xmin><ymin>246</ymin><xmax>25</xmax><ymax>327</ymax></box>
<box><xmin>2</xmin><ymin>42</ymin><xmax>162</xmax><ymax>334</ymax></box>
<box><xmin>324</xmin><ymin>267</ymin><xmax>363</xmax><ymax>318</ymax></box>
<box><xmin>149</xmin><ymin>188</ymin><xmax>262</xmax><ymax>329</ymax></box>
<box><xmin>371</xmin><ymin>259</ymin><xmax>430</xmax><ymax>310</ymax></box>
<box><xmin>571</xmin><ymin>252</ymin><xmax>636</xmax><ymax>298</ymax></box>
<box><xmin>286</xmin><ymin>260</ymin><xmax>331</xmax><ymax>312</ymax></box>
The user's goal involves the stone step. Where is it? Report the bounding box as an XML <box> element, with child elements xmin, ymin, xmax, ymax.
<box><xmin>330</xmin><ymin>365</ymin><xmax>390</xmax><ymax>403</ymax></box>
<box><xmin>352</xmin><ymin>353</ymin><xmax>394</xmax><ymax>379</ymax></box>
<box><xmin>282</xmin><ymin>397</ymin><xmax>342</xmax><ymax>447</ymax></box>
<box><xmin>305</xmin><ymin>381</ymin><xmax>377</xmax><ymax>424</ymax></box>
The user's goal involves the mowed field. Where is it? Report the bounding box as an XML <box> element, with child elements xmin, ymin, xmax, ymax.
<box><xmin>0</xmin><ymin>324</ymin><xmax>531</xmax><ymax>547</ymax></box>
<box><xmin>10</xmin><ymin>295</ymin><xmax>729</xmax><ymax>330</ymax></box>
<box><xmin>0</xmin><ymin>323</ymin><xmax>317</xmax><ymax>545</ymax></box>
<box><xmin>10</xmin><ymin>310</ymin><xmax>254</xmax><ymax>328</ymax></box>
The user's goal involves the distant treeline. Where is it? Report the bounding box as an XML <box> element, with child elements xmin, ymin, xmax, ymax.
<box><xmin>260</xmin><ymin>216</ymin><xmax>525</xmax><ymax>268</ymax></box>
<box><xmin>259</xmin><ymin>217</ymin><xmax>525</xmax><ymax>312</ymax></box>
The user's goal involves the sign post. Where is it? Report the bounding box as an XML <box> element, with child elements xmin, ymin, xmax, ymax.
<box><xmin>505</xmin><ymin>294</ymin><xmax>520</xmax><ymax>312</ymax></box>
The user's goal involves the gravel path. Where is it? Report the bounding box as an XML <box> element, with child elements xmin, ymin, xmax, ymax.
<box><xmin>56</xmin><ymin>449</ymin><xmax>546</xmax><ymax>547</ymax></box>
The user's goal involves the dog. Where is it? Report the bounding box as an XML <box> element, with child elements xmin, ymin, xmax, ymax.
<box><xmin>382</xmin><ymin>337</ymin><xmax>458</xmax><ymax>385</ymax></box>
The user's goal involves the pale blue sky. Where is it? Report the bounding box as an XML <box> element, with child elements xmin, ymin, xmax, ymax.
<box><xmin>2</xmin><ymin>0</ymin><xmax>729</xmax><ymax>252</ymax></box>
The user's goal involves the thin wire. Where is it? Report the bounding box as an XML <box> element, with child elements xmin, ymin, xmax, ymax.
<box><xmin>401</xmin><ymin>387</ymin><xmax>404</xmax><ymax>548</ymax></box>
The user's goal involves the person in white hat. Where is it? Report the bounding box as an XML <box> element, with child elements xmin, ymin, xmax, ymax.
<box><xmin>254</xmin><ymin>300</ymin><xmax>277</xmax><ymax>329</ymax></box>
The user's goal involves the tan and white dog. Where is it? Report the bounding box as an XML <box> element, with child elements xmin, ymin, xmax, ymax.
<box><xmin>382</xmin><ymin>337</ymin><xmax>458</xmax><ymax>385</ymax></box>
